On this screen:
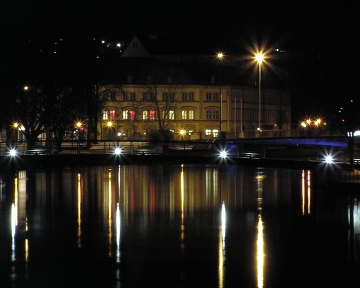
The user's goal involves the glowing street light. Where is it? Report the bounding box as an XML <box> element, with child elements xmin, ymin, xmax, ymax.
<box><xmin>255</xmin><ymin>52</ymin><xmax>264</xmax><ymax>137</ymax></box>
<box><xmin>114</xmin><ymin>147</ymin><xmax>122</xmax><ymax>155</ymax></box>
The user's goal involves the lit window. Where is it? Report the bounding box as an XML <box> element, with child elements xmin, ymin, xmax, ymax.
<box><xmin>143</xmin><ymin>111</ymin><xmax>148</xmax><ymax>120</ymax></box>
<box><xmin>169</xmin><ymin>110</ymin><xmax>175</xmax><ymax>120</ymax></box>
<box><xmin>129</xmin><ymin>110</ymin><xmax>135</xmax><ymax>120</ymax></box>
<box><xmin>109</xmin><ymin>110</ymin><xmax>116</xmax><ymax>120</ymax></box>
<box><xmin>181</xmin><ymin>110</ymin><xmax>187</xmax><ymax>120</ymax></box>
<box><xmin>188</xmin><ymin>129</ymin><xmax>193</xmax><ymax>135</ymax></box>
<box><xmin>212</xmin><ymin>129</ymin><xmax>219</xmax><ymax>137</ymax></box>
<box><xmin>149</xmin><ymin>110</ymin><xmax>156</xmax><ymax>120</ymax></box>
<box><xmin>205</xmin><ymin>129</ymin><xmax>212</xmax><ymax>136</ymax></box>
<box><xmin>123</xmin><ymin>110</ymin><xmax>128</xmax><ymax>120</ymax></box>
<box><xmin>103</xmin><ymin>110</ymin><xmax>109</xmax><ymax>120</ymax></box>
<box><xmin>189</xmin><ymin>110</ymin><xmax>194</xmax><ymax>120</ymax></box>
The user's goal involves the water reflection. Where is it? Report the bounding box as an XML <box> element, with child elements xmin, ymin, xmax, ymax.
<box><xmin>219</xmin><ymin>202</ymin><xmax>226</xmax><ymax>288</ymax></box>
<box><xmin>77</xmin><ymin>173</ymin><xmax>82</xmax><ymax>248</ymax></box>
<box><xmin>255</xmin><ymin>171</ymin><xmax>265</xmax><ymax>288</ymax></box>
<box><xmin>1</xmin><ymin>165</ymin><xmax>359</xmax><ymax>287</ymax></box>
<box><xmin>302</xmin><ymin>170</ymin><xmax>311</xmax><ymax>215</ymax></box>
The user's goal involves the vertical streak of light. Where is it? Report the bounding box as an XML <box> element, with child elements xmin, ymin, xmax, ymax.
<box><xmin>108</xmin><ymin>171</ymin><xmax>112</xmax><ymax>257</ymax></box>
<box><xmin>218</xmin><ymin>202</ymin><xmax>226</xmax><ymax>288</ymax></box>
<box><xmin>180</xmin><ymin>165</ymin><xmax>185</xmax><ymax>243</ymax></box>
<box><xmin>118</xmin><ymin>165</ymin><xmax>121</xmax><ymax>204</ymax></box>
<box><xmin>14</xmin><ymin>177</ymin><xmax>18</xmax><ymax>227</ymax></box>
<box><xmin>257</xmin><ymin>215</ymin><xmax>264</xmax><ymax>288</ymax></box>
<box><xmin>301</xmin><ymin>170</ymin><xmax>305</xmax><ymax>215</ymax></box>
<box><xmin>116</xmin><ymin>203</ymin><xmax>121</xmax><ymax>261</ymax></box>
<box><xmin>77</xmin><ymin>174</ymin><xmax>82</xmax><ymax>248</ymax></box>
<box><xmin>11</xmin><ymin>177</ymin><xmax>18</xmax><ymax>281</ymax></box>
<box><xmin>25</xmin><ymin>239</ymin><xmax>29</xmax><ymax>262</ymax></box>
<box><xmin>307</xmin><ymin>170</ymin><xmax>311</xmax><ymax>214</ymax></box>
<box><xmin>116</xmin><ymin>203</ymin><xmax>121</xmax><ymax>286</ymax></box>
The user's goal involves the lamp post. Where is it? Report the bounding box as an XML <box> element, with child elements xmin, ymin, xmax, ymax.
<box><xmin>13</xmin><ymin>122</ymin><xmax>19</xmax><ymax>148</ymax></box>
<box><xmin>107</xmin><ymin>121</ymin><xmax>115</xmax><ymax>140</ymax></box>
<box><xmin>217</xmin><ymin>53</ymin><xmax>224</xmax><ymax>138</ymax></box>
<box><xmin>255</xmin><ymin>53</ymin><xmax>264</xmax><ymax>137</ymax></box>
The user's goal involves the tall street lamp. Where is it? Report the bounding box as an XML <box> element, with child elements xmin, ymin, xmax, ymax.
<box><xmin>255</xmin><ymin>53</ymin><xmax>264</xmax><ymax>137</ymax></box>
<box><xmin>217</xmin><ymin>53</ymin><xmax>224</xmax><ymax>137</ymax></box>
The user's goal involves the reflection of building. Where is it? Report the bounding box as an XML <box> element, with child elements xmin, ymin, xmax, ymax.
<box><xmin>97</xmin><ymin>36</ymin><xmax>291</xmax><ymax>140</ymax></box>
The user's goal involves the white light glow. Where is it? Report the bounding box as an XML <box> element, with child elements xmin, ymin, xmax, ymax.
<box><xmin>220</xmin><ymin>151</ymin><xmax>227</xmax><ymax>158</ymax></box>
<box><xmin>257</xmin><ymin>215</ymin><xmax>264</xmax><ymax>288</ymax></box>
<box><xmin>114</xmin><ymin>147</ymin><xmax>122</xmax><ymax>155</ymax></box>
<box><xmin>9</xmin><ymin>149</ymin><xmax>17</xmax><ymax>156</ymax></box>
<box><xmin>325</xmin><ymin>155</ymin><xmax>333</xmax><ymax>164</ymax></box>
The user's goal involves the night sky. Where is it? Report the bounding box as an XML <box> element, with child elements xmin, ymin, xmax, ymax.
<box><xmin>1</xmin><ymin>1</ymin><xmax>359</xmax><ymax>122</ymax></box>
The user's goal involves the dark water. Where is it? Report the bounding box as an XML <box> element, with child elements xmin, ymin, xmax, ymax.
<box><xmin>0</xmin><ymin>164</ymin><xmax>360</xmax><ymax>288</ymax></box>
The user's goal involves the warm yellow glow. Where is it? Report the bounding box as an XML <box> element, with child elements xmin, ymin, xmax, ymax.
<box><xmin>77</xmin><ymin>173</ymin><xmax>82</xmax><ymax>248</ymax></box>
<box><xmin>76</xmin><ymin>121</ymin><xmax>82</xmax><ymax>128</ymax></box>
<box><xmin>302</xmin><ymin>170</ymin><xmax>311</xmax><ymax>215</ymax></box>
<box><xmin>255</xmin><ymin>53</ymin><xmax>264</xmax><ymax>63</ymax></box>
<box><xmin>13</xmin><ymin>122</ymin><xmax>19</xmax><ymax>129</ymax></box>
<box><xmin>179</xmin><ymin>129</ymin><xmax>186</xmax><ymax>136</ymax></box>
<box><xmin>181</xmin><ymin>164</ymin><xmax>185</xmax><ymax>242</ymax></box>
<box><xmin>217</xmin><ymin>52</ymin><xmax>224</xmax><ymax>59</ymax></box>
<box><xmin>25</xmin><ymin>239</ymin><xmax>29</xmax><ymax>262</ymax></box>
<box><xmin>300</xmin><ymin>122</ymin><xmax>307</xmax><ymax>128</ymax></box>
<box><xmin>306</xmin><ymin>119</ymin><xmax>311</xmax><ymax>125</ymax></box>
<box><xmin>107</xmin><ymin>121</ymin><xmax>113</xmax><ymax>128</ymax></box>
<box><xmin>24</xmin><ymin>86</ymin><xmax>28</xmax><ymax>91</ymax></box>
<box><xmin>108</xmin><ymin>171</ymin><xmax>112</xmax><ymax>257</ymax></box>
<box><xmin>218</xmin><ymin>227</ymin><xmax>224</xmax><ymax>288</ymax></box>
<box><xmin>257</xmin><ymin>214</ymin><xmax>264</xmax><ymax>288</ymax></box>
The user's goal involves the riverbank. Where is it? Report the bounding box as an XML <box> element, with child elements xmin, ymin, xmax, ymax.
<box><xmin>0</xmin><ymin>153</ymin><xmax>323</xmax><ymax>170</ymax></box>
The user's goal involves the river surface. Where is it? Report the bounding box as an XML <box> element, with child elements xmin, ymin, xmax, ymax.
<box><xmin>0</xmin><ymin>164</ymin><xmax>360</xmax><ymax>287</ymax></box>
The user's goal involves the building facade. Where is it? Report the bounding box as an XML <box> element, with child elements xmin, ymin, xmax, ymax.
<box><xmin>97</xmin><ymin>35</ymin><xmax>291</xmax><ymax>140</ymax></box>
<box><xmin>99</xmin><ymin>84</ymin><xmax>291</xmax><ymax>140</ymax></box>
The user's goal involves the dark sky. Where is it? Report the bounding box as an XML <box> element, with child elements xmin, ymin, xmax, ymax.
<box><xmin>2</xmin><ymin>1</ymin><xmax>359</xmax><ymax>119</ymax></box>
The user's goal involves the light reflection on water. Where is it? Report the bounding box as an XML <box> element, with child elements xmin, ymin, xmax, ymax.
<box><xmin>1</xmin><ymin>164</ymin><xmax>360</xmax><ymax>287</ymax></box>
